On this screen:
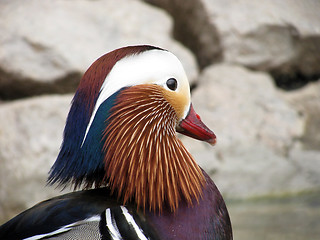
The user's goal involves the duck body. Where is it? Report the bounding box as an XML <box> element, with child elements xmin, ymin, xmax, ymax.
<box><xmin>0</xmin><ymin>171</ymin><xmax>231</xmax><ymax>240</ymax></box>
<box><xmin>147</xmin><ymin>171</ymin><xmax>232</xmax><ymax>240</ymax></box>
<box><xmin>0</xmin><ymin>45</ymin><xmax>232</xmax><ymax>239</ymax></box>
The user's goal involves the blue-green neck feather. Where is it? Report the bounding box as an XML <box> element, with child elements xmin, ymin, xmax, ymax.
<box><xmin>48</xmin><ymin>89</ymin><xmax>122</xmax><ymax>188</ymax></box>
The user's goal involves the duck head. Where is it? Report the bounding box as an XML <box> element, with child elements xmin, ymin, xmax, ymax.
<box><xmin>48</xmin><ymin>45</ymin><xmax>216</xmax><ymax>212</ymax></box>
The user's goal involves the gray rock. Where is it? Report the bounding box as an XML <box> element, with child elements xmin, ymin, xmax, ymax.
<box><xmin>211</xmin><ymin>0</ymin><xmax>320</xmax><ymax>80</ymax></box>
<box><xmin>145</xmin><ymin>0</ymin><xmax>223</xmax><ymax>68</ymax></box>
<box><xmin>0</xmin><ymin>95</ymin><xmax>72</xmax><ymax>223</ymax></box>
<box><xmin>192</xmin><ymin>64</ymin><xmax>303</xmax><ymax>154</ymax></box>
<box><xmin>279</xmin><ymin>81</ymin><xmax>320</xmax><ymax>150</ymax></box>
<box><xmin>279</xmin><ymin>81</ymin><xmax>320</xmax><ymax>191</ymax></box>
<box><xmin>146</xmin><ymin>0</ymin><xmax>320</xmax><ymax>79</ymax></box>
<box><xmin>181</xmin><ymin>64</ymin><xmax>319</xmax><ymax>198</ymax></box>
<box><xmin>289</xmin><ymin>149</ymin><xmax>320</xmax><ymax>188</ymax></box>
<box><xmin>0</xmin><ymin>0</ymin><xmax>198</xmax><ymax>99</ymax></box>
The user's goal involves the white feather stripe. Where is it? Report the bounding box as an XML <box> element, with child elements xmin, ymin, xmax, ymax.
<box><xmin>105</xmin><ymin>208</ymin><xmax>122</xmax><ymax>239</ymax></box>
<box><xmin>119</xmin><ymin>206</ymin><xmax>149</xmax><ymax>240</ymax></box>
<box><xmin>23</xmin><ymin>216</ymin><xmax>101</xmax><ymax>240</ymax></box>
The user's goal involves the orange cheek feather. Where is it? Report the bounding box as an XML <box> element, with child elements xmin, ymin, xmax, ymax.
<box><xmin>161</xmin><ymin>89</ymin><xmax>189</xmax><ymax>120</ymax></box>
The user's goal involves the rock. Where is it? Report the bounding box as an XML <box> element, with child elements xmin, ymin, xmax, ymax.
<box><xmin>180</xmin><ymin>64</ymin><xmax>319</xmax><ymax>198</ymax></box>
<box><xmin>279</xmin><ymin>81</ymin><xmax>320</xmax><ymax>191</ymax></box>
<box><xmin>146</xmin><ymin>0</ymin><xmax>320</xmax><ymax>85</ymax></box>
<box><xmin>289</xmin><ymin>149</ymin><xmax>320</xmax><ymax>188</ymax></box>
<box><xmin>0</xmin><ymin>95</ymin><xmax>72</xmax><ymax>223</ymax></box>
<box><xmin>145</xmin><ymin>0</ymin><xmax>223</xmax><ymax>68</ymax></box>
<box><xmin>0</xmin><ymin>0</ymin><xmax>198</xmax><ymax>99</ymax></box>
<box><xmin>279</xmin><ymin>81</ymin><xmax>320</xmax><ymax>150</ymax></box>
<box><xmin>192</xmin><ymin>64</ymin><xmax>303</xmax><ymax>154</ymax></box>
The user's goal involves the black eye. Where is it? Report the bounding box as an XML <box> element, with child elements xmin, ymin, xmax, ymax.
<box><xmin>166</xmin><ymin>78</ymin><xmax>178</xmax><ymax>91</ymax></box>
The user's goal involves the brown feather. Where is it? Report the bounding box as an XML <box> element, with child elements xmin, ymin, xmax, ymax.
<box><xmin>102</xmin><ymin>84</ymin><xmax>205</xmax><ymax>212</ymax></box>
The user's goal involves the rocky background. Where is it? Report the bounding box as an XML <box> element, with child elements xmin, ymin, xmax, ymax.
<box><xmin>0</xmin><ymin>0</ymin><xmax>319</xmax><ymax>238</ymax></box>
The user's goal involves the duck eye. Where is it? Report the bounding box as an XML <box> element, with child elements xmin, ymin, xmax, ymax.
<box><xmin>166</xmin><ymin>78</ymin><xmax>178</xmax><ymax>91</ymax></box>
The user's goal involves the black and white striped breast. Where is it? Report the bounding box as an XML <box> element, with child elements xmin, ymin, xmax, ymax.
<box><xmin>100</xmin><ymin>206</ymin><xmax>159</xmax><ymax>240</ymax></box>
<box><xmin>22</xmin><ymin>206</ymin><xmax>159</xmax><ymax>240</ymax></box>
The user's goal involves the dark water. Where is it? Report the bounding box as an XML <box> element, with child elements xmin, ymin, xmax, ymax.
<box><xmin>227</xmin><ymin>191</ymin><xmax>320</xmax><ymax>240</ymax></box>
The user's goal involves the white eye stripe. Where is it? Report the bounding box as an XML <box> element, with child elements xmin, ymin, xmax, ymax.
<box><xmin>81</xmin><ymin>49</ymin><xmax>190</xmax><ymax>146</ymax></box>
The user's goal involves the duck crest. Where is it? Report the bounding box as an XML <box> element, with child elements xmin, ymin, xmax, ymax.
<box><xmin>103</xmin><ymin>84</ymin><xmax>205</xmax><ymax>212</ymax></box>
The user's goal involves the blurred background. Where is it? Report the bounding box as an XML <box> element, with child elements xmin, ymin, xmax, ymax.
<box><xmin>0</xmin><ymin>0</ymin><xmax>319</xmax><ymax>239</ymax></box>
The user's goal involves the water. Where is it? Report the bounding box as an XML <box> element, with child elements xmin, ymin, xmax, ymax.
<box><xmin>227</xmin><ymin>191</ymin><xmax>320</xmax><ymax>240</ymax></box>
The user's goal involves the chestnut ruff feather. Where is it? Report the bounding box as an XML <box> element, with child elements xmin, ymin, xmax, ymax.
<box><xmin>102</xmin><ymin>84</ymin><xmax>205</xmax><ymax>212</ymax></box>
<box><xmin>47</xmin><ymin>45</ymin><xmax>165</xmax><ymax>190</ymax></box>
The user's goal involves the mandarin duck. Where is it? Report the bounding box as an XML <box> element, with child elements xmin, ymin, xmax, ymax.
<box><xmin>0</xmin><ymin>45</ymin><xmax>232</xmax><ymax>240</ymax></box>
